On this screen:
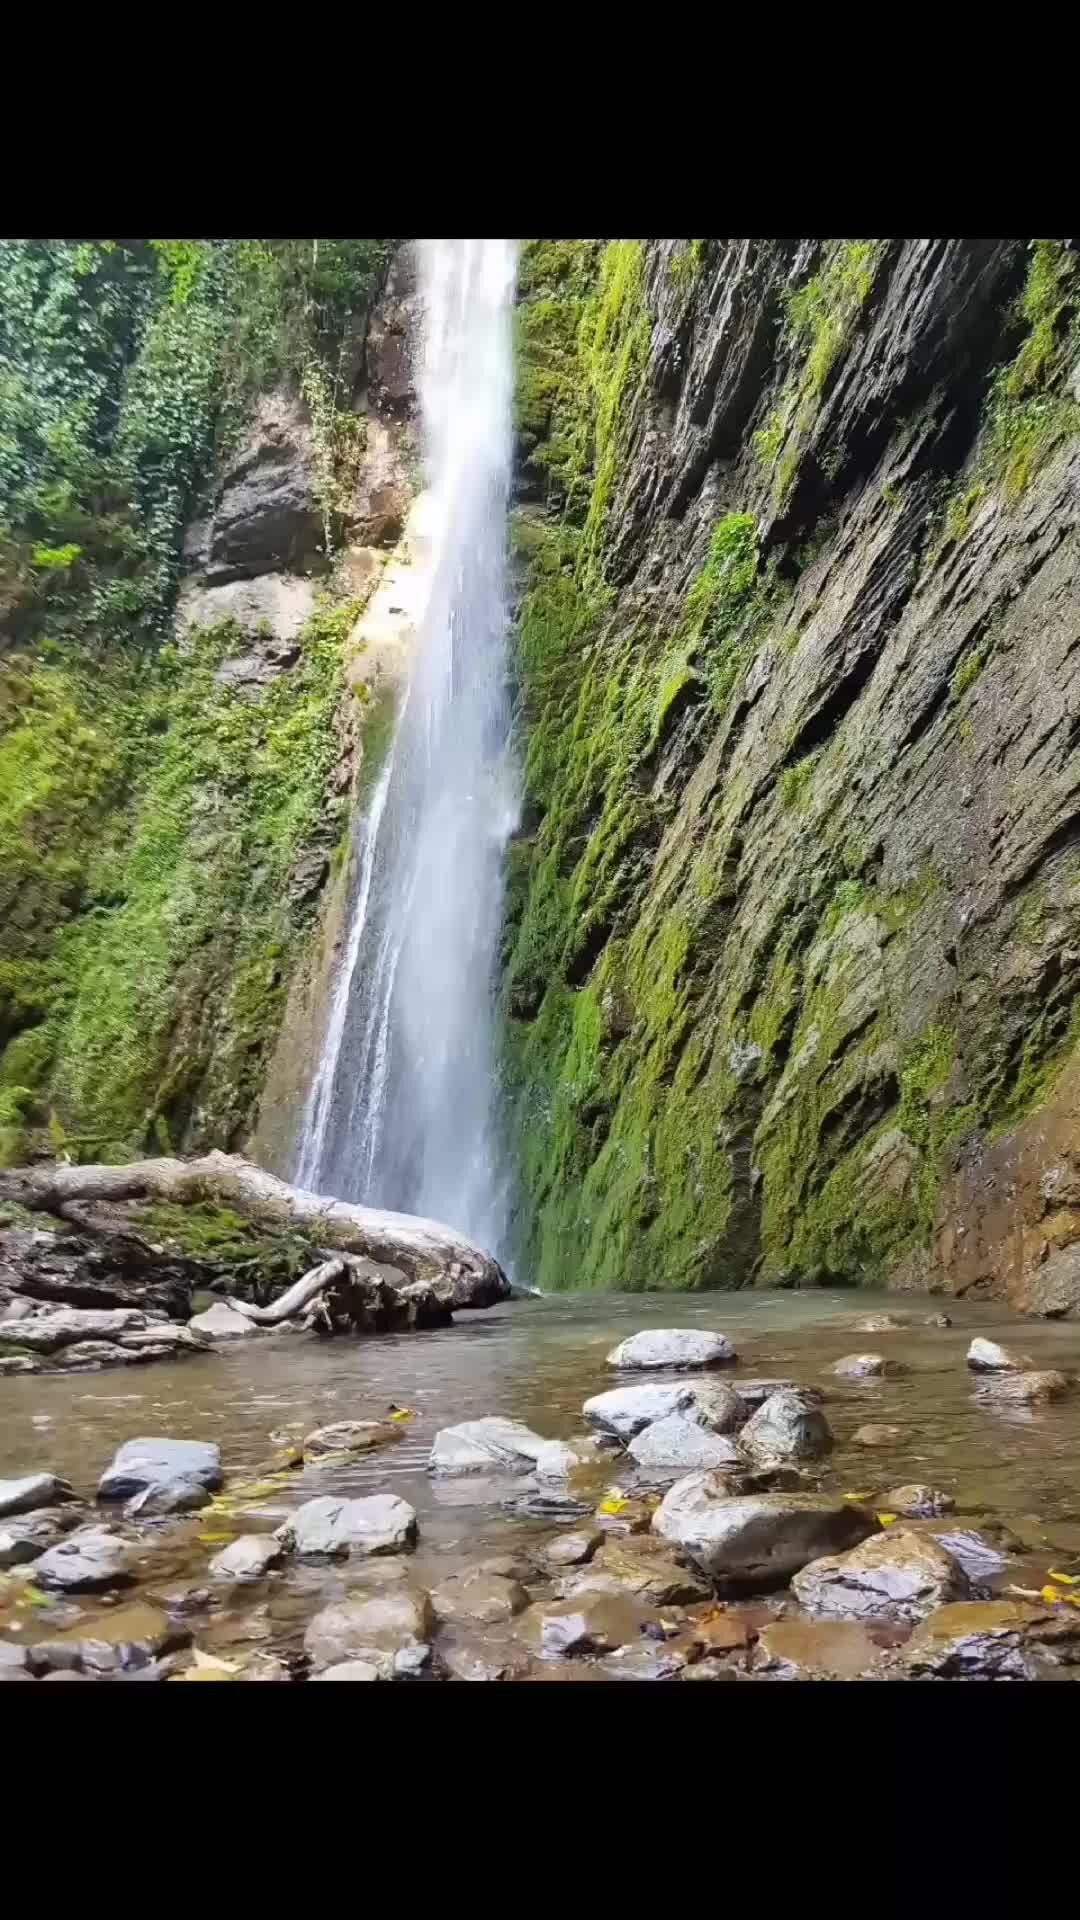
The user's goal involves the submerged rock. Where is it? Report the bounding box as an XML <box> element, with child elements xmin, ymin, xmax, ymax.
<box><xmin>98</xmin><ymin>1437</ymin><xmax>223</xmax><ymax>1504</ymax></box>
<box><xmin>978</xmin><ymin>1369</ymin><xmax>1071</xmax><ymax>1405</ymax></box>
<box><xmin>628</xmin><ymin>1414</ymin><xmax>743</xmax><ymax>1473</ymax></box>
<box><xmin>853</xmin><ymin>1315</ymin><xmax>908</xmax><ymax>1332</ymax></box>
<box><xmin>519</xmin><ymin>1590</ymin><xmax>660</xmax><ymax>1659</ymax></box>
<box><xmin>275</xmin><ymin>1493</ymin><xmax>417</xmax><ymax>1557</ymax></box>
<box><xmin>852</xmin><ymin>1423</ymin><xmax>904</xmax><ymax>1447</ymax></box>
<box><xmin>902</xmin><ymin>1600</ymin><xmax>1043</xmax><ymax>1678</ymax></box>
<box><xmin>428</xmin><ymin>1417</ymin><xmax>553</xmax><ymax>1475</ymax></box>
<box><xmin>729</xmin><ymin>1378</ymin><xmax>820</xmax><ymax>1409</ymax></box>
<box><xmin>606</xmin><ymin>1329</ymin><xmax>737</xmax><ymax>1370</ymax></box>
<box><xmin>754</xmin><ymin>1618</ymin><xmax>883</xmax><ymax>1679</ymax></box>
<box><xmin>430</xmin><ymin>1568</ymin><xmax>529</xmax><ymax>1627</ymax></box>
<box><xmin>653</xmin><ymin>1479</ymin><xmax>875</xmax><ymax>1582</ymax></box>
<box><xmin>31</xmin><ymin>1524</ymin><xmax>135</xmax><ymax>1592</ymax></box>
<box><xmin>792</xmin><ymin>1528</ymin><xmax>968</xmax><ymax>1622</ymax></box>
<box><xmin>966</xmin><ymin>1337</ymin><xmax>1031</xmax><ymax>1373</ymax></box>
<box><xmin>544</xmin><ymin>1529</ymin><xmax>604</xmax><ymax>1568</ymax></box>
<box><xmin>739</xmin><ymin>1390</ymin><xmax>833</xmax><ymax>1464</ymax></box>
<box><xmin>0</xmin><ymin>1472</ymin><xmax>75</xmax><ymax>1519</ymax></box>
<box><xmin>302</xmin><ymin>1421</ymin><xmax>403</xmax><ymax>1460</ymax></box>
<box><xmin>304</xmin><ymin>1584</ymin><xmax>434</xmax><ymax>1671</ymax></box>
<box><xmin>884</xmin><ymin>1485</ymin><xmax>955</xmax><ymax>1519</ymax></box>
<box><xmin>210</xmin><ymin>1534</ymin><xmax>285</xmax><ymax>1581</ymax></box>
<box><xmin>832</xmin><ymin>1352</ymin><xmax>903</xmax><ymax>1379</ymax></box>
<box><xmin>436</xmin><ymin>1631</ymin><xmax>532</xmax><ymax>1682</ymax></box>
<box><xmin>30</xmin><ymin>1601</ymin><xmax>187</xmax><ymax>1674</ymax></box>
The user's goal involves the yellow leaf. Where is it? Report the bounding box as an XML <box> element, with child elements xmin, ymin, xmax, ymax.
<box><xmin>843</xmin><ymin>1491</ymin><xmax>873</xmax><ymax>1502</ymax></box>
<box><xmin>1041</xmin><ymin>1585</ymin><xmax>1063</xmax><ymax>1605</ymax></box>
<box><xmin>1048</xmin><ymin>1568</ymin><xmax>1079</xmax><ymax>1586</ymax></box>
<box><xmin>197</xmin><ymin>1531</ymin><xmax>232</xmax><ymax>1544</ymax></box>
<box><xmin>21</xmin><ymin>1585</ymin><xmax>49</xmax><ymax>1607</ymax></box>
<box><xmin>1062</xmin><ymin>1593</ymin><xmax>1080</xmax><ymax>1610</ymax></box>
<box><xmin>598</xmin><ymin>1497</ymin><xmax>628</xmax><ymax>1516</ymax></box>
<box><xmin>389</xmin><ymin>1408</ymin><xmax>414</xmax><ymax>1422</ymax></box>
<box><xmin>876</xmin><ymin>1512</ymin><xmax>898</xmax><ymax>1527</ymax></box>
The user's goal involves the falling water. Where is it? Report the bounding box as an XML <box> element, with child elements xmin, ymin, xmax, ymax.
<box><xmin>296</xmin><ymin>239</ymin><xmax>519</xmax><ymax>1259</ymax></box>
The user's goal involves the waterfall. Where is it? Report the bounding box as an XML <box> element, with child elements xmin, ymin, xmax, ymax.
<box><xmin>295</xmin><ymin>238</ymin><xmax>519</xmax><ymax>1261</ymax></box>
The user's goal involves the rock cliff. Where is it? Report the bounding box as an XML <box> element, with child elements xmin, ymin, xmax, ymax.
<box><xmin>504</xmin><ymin>239</ymin><xmax>1080</xmax><ymax>1312</ymax></box>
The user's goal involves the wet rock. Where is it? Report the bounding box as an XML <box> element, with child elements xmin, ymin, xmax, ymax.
<box><xmin>570</xmin><ymin>1536</ymin><xmax>711</xmax><ymax>1607</ymax></box>
<box><xmin>0</xmin><ymin>1354</ymin><xmax>40</xmax><ymax>1375</ymax></box>
<box><xmin>30</xmin><ymin>1601</ymin><xmax>188</xmax><ymax>1674</ymax></box>
<box><xmin>544</xmin><ymin>1529</ymin><xmax>604</xmax><ymax>1568</ymax></box>
<box><xmin>730</xmin><ymin>1378</ymin><xmax>821</xmax><ymax>1409</ymax></box>
<box><xmin>906</xmin><ymin>1524</ymin><xmax>1014</xmax><ymax>1583</ymax></box>
<box><xmin>832</xmin><ymin>1352</ymin><xmax>903</xmax><ymax>1379</ymax></box>
<box><xmin>740</xmin><ymin>1390</ymin><xmax>833</xmax><ymax>1464</ymax></box>
<box><xmin>188</xmin><ymin>1302</ymin><xmax>259</xmax><ymax>1341</ymax></box>
<box><xmin>313</xmin><ymin>1659</ymin><xmax>383</xmax><ymax>1682</ymax></box>
<box><xmin>924</xmin><ymin>1313</ymin><xmax>953</xmax><ymax>1327</ymax></box>
<box><xmin>428</xmin><ymin>1417</ymin><xmax>554</xmax><ymax>1475</ymax></box>
<box><xmin>532</xmin><ymin>1438</ymin><xmax>598</xmax><ymax>1481</ymax></box>
<box><xmin>792</xmin><ymin>1528</ymin><xmax>968</xmax><ymax>1622</ymax></box>
<box><xmin>98</xmin><ymin>1437</ymin><xmax>223</xmax><ymax>1504</ymax></box>
<box><xmin>628</xmin><ymin>1414</ymin><xmax>743</xmax><ymax>1473</ymax></box>
<box><xmin>606</xmin><ymin>1328</ymin><xmax>737</xmax><ymax>1370</ymax></box>
<box><xmin>885</xmin><ymin>1485</ymin><xmax>955</xmax><ymax>1519</ymax></box>
<box><xmin>755</xmin><ymin>1618</ymin><xmax>883</xmax><ymax>1679</ymax></box>
<box><xmin>302</xmin><ymin>1420</ymin><xmax>404</xmax><ymax>1460</ymax></box>
<box><xmin>304</xmin><ymin>1584</ymin><xmax>434</xmax><ymax>1670</ymax></box>
<box><xmin>210</xmin><ymin>1534</ymin><xmax>284</xmax><ymax>1581</ymax></box>
<box><xmin>0</xmin><ymin>1507</ymin><xmax>81</xmax><ymax>1567</ymax></box>
<box><xmin>437</xmin><ymin>1630</ymin><xmax>532</xmax><ymax>1682</ymax></box>
<box><xmin>853</xmin><ymin>1315</ymin><xmax>908</xmax><ymax>1332</ymax></box>
<box><xmin>203</xmin><ymin>389</ymin><xmax>322</xmax><ymax>584</ymax></box>
<box><xmin>474</xmin><ymin>1551</ymin><xmax>536</xmax><ymax>1583</ymax></box>
<box><xmin>430</xmin><ymin>1568</ymin><xmax>529</xmax><ymax>1626</ymax></box>
<box><xmin>519</xmin><ymin>1590</ymin><xmax>660</xmax><ymax>1659</ymax></box>
<box><xmin>599</xmin><ymin>1640</ymin><xmax>689</xmax><ymax>1680</ymax></box>
<box><xmin>680</xmin><ymin>1657</ymin><xmax>739</xmax><ymax>1682</ymax></box>
<box><xmin>516</xmin><ymin>1660</ymin><xmax>608</xmax><ymax>1682</ymax></box>
<box><xmin>902</xmin><ymin>1600</ymin><xmax>1043</xmax><ymax>1677</ymax></box>
<box><xmin>31</xmin><ymin>1524</ymin><xmax>135</xmax><ymax>1592</ymax></box>
<box><xmin>116</xmin><ymin>1324</ymin><xmax>208</xmax><ymax>1355</ymax></box>
<box><xmin>54</xmin><ymin>1340</ymin><xmax>159</xmax><ymax>1370</ymax></box>
<box><xmin>0</xmin><ymin>1472</ymin><xmax>75</xmax><ymax>1518</ymax></box>
<box><xmin>966</xmin><ymin>1337</ymin><xmax>1032</xmax><ymax>1373</ymax></box>
<box><xmin>0</xmin><ymin>1306</ymin><xmax>151</xmax><ymax>1352</ymax></box>
<box><xmin>853</xmin><ymin>1423</ymin><xmax>904</xmax><ymax>1447</ymax></box>
<box><xmin>125</xmin><ymin>1481</ymin><xmax>212</xmax><ymax>1518</ymax></box>
<box><xmin>593</xmin><ymin>1494</ymin><xmax>655</xmax><ymax>1536</ymax></box>
<box><xmin>237</xmin><ymin>1653</ymin><xmax>293</xmax><ymax>1682</ymax></box>
<box><xmin>0</xmin><ymin>1640</ymin><xmax>29</xmax><ymax>1672</ymax></box>
<box><xmin>275</xmin><ymin>1493</ymin><xmax>418</xmax><ymax>1558</ymax></box>
<box><xmin>979</xmin><ymin>1369</ymin><xmax>1071</xmax><ymax>1405</ymax></box>
<box><xmin>679</xmin><ymin>1605</ymin><xmax>754</xmax><ymax>1654</ymax></box>
<box><xmin>583</xmin><ymin>1383</ymin><xmax>696</xmax><ymax>1441</ymax></box>
<box><xmin>653</xmin><ymin>1479</ymin><xmax>875</xmax><ymax>1582</ymax></box>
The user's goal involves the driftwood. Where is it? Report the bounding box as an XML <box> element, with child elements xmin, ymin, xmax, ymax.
<box><xmin>0</xmin><ymin>1151</ymin><xmax>510</xmax><ymax>1307</ymax></box>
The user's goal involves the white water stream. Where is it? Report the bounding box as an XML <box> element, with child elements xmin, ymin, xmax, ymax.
<box><xmin>296</xmin><ymin>239</ymin><xmax>519</xmax><ymax>1261</ymax></box>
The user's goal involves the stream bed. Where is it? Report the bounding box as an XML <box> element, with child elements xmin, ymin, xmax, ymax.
<box><xmin>3</xmin><ymin>1287</ymin><xmax>1079</xmax><ymax>1680</ymax></box>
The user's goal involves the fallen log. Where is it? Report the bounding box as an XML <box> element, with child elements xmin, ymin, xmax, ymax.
<box><xmin>0</xmin><ymin>1151</ymin><xmax>510</xmax><ymax>1307</ymax></box>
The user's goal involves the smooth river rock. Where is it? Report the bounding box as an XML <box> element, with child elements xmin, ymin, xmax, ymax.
<box><xmin>430</xmin><ymin>1568</ymin><xmax>529</xmax><ymax>1627</ymax></box>
<box><xmin>427</xmin><ymin>1417</ymin><xmax>554</xmax><ymax>1475</ymax></box>
<box><xmin>98</xmin><ymin>1437</ymin><xmax>223</xmax><ymax>1504</ymax></box>
<box><xmin>739</xmin><ymin>1390</ymin><xmax>833</xmax><ymax>1464</ymax></box>
<box><xmin>966</xmin><ymin>1337</ymin><xmax>1031</xmax><ymax>1373</ymax></box>
<box><xmin>792</xmin><ymin>1528</ymin><xmax>969</xmax><ymax>1622</ymax></box>
<box><xmin>832</xmin><ymin>1352</ymin><xmax>903</xmax><ymax>1379</ymax></box>
<box><xmin>0</xmin><ymin>1507</ymin><xmax>80</xmax><ymax>1568</ymax></box>
<box><xmin>31</xmin><ymin>1524</ymin><xmax>135</xmax><ymax>1592</ymax></box>
<box><xmin>902</xmin><ymin>1600</ymin><xmax>1043</xmax><ymax>1678</ymax></box>
<box><xmin>275</xmin><ymin>1493</ymin><xmax>417</xmax><ymax>1557</ymax></box>
<box><xmin>0</xmin><ymin>1472</ymin><xmax>75</xmax><ymax>1518</ymax></box>
<box><xmin>606</xmin><ymin>1329</ymin><xmax>737</xmax><ymax>1370</ymax></box>
<box><xmin>884</xmin><ymin>1485</ymin><xmax>955</xmax><ymax>1519</ymax></box>
<box><xmin>304</xmin><ymin>1585</ymin><xmax>434</xmax><ymax>1671</ymax></box>
<box><xmin>653</xmin><ymin>1479</ymin><xmax>875</xmax><ymax>1582</ymax></box>
<box><xmin>302</xmin><ymin>1421</ymin><xmax>403</xmax><ymax>1460</ymax></box>
<box><xmin>210</xmin><ymin>1534</ymin><xmax>285</xmax><ymax>1580</ymax></box>
<box><xmin>627</xmin><ymin>1414</ymin><xmax>743</xmax><ymax>1473</ymax></box>
<box><xmin>188</xmin><ymin>1301</ymin><xmax>260</xmax><ymax>1341</ymax></box>
<box><xmin>582</xmin><ymin>1383</ymin><xmax>695</xmax><ymax>1441</ymax></box>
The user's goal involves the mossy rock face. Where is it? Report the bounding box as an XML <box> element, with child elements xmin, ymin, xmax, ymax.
<box><xmin>502</xmin><ymin>237</ymin><xmax>1080</xmax><ymax>1295</ymax></box>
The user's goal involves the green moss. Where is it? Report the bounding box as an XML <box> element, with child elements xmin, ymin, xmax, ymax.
<box><xmin>951</xmin><ymin>638</ymin><xmax>992</xmax><ymax>700</ymax></box>
<box><xmin>779</xmin><ymin>752</ymin><xmax>818</xmax><ymax>811</ymax></box>
<box><xmin>963</xmin><ymin>241</ymin><xmax>1080</xmax><ymax>509</ymax></box>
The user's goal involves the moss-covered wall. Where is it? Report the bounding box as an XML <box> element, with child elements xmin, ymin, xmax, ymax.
<box><xmin>503</xmin><ymin>237</ymin><xmax>1080</xmax><ymax>1295</ymax></box>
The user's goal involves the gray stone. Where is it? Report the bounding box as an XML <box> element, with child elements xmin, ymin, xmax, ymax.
<box><xmin>739</xmin><ymin>1390</ymin><xmax>833</xmax><ymax>1463</ymax></box>
<box><xmin>567</xmin><ymin>1536</ymin><xmax>711</xmax><ymax>1607</ymax></box>
<box><xmin>31</xmin><ymin>1524</ymin><xmax>135</xmax><ymax>1592</ymax></box>
<box><xmin>98</xmin><ymin>1437</ymin><xmax>223</xmax><ymax>1504</ymax></box>
<box><xmin>627</xmin><ymin>1413</ymin><xmax>743</xmax><ymax>1473</ymax></box>
<box><xmin>582</xmin><ymin>1383</ymin><xmax>695</xmax><ymax>1441</ymax></box>
<box><xmin>518</xmin><ymin>1590</ymin><xmax>660</xmax><ymax>1659</ymax></box>
<box><xmin>430</xmin><ymin>1568</ymin><xmax>529</xmax><ymax>1626</ymax></box>
<box><xmin>653</xmin><ymin>1478</ymin><xmax>875</xmax><ymax>1582</ymax></box>
<box><xmin>188</xmin><ymin>1301</ymin><xmax>259</xmax><ymax>1341</ymax></box>
<box><xmin>302</xmin><ymin>1420</ymin><xmax>403</xmax><ymax>1460</ymax></box>
<box><xmin>0</xmin><ymin>1307</ymin><xmax>150</xmax><ymax>1352</ymax></box>
<box><xmin>544</xmin><ymin>1529</ymin><xmax>604</xmax><ymax>1568</ymax></box>
<box><xmin>913</xmin><ymin>1525</ymin><xmax>1013</xmax><ymax>1583</ymax></box>
<box><xmin>0</xmin><ymin>1473</ymin><xmax>75</xmax><ymax>1518</ymax></box>
<box><xmin>792</xmin><ymin>1527</ymin><xmax>969</xmax><ymax>1622</ymax></box>
<box><xmin>427</xmin><ymin>1416</ymin><xmax>554</xmax><ymax>1475</ymax></box>
<box><xmin>832</xmin><ymin>1352</ymin><xmax>902</xmax><ymax>1379</ymax></box>
<box><xmin>599</xmin><ymin>1640</ymin><xmax>689</xmax><ymax>1680</ymax></box>
<box><xmin>884</xmin><ymin>1485</ymin><xmax>955</xmax><ymax>1519</ymax></box>
<box><xmin>902</xmin><ymin>1600</ymin><xmax>1041</xmax><ymax>1678</ymax></box>
<box><xmin>210</xmin><ymin>1534</ymin><xmax>285</xmax><ymax>1581</ymax></box>
<box><xmin>979</xmin><ymin>1369</ymin><xmax>1071</xmax><ymax>1404</ymax></box>
<box><xmin>125</xmin><ymin>1481</ymin><xmax>212</xmax><ymax>1518</ymax></box>
<box><xmin>312</xmin><ymin>1659</ymin><xmax>383</xmax><ymax>1682</ymax></box>
<box><xmin>0</xmin><ymin>1507</ymin><xmax>79</xmax><ymax>1567</ymax></box>
<box><xmin>966</xmin><ymin>1337</ymin><xmax>1031</xmax><ymax>1373</ymax></box>
<box><xmin>304</xmin><ymin>1584</ymin><xmax>433</xmax><ymax>1670</ymax></box>
<box><xmin>275</xmin><ymin>1493</ymin><xmax>417</xmax><ymax>1557</ymax></box>
<box><xmin>606</xmin><ymin>1328</ymin><xmax>737</xmax><ymax>1370</ymax></box>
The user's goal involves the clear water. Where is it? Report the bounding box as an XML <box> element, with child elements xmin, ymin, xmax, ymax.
<box><xmin>295</xmin><ymin>240</ymin><xmax>519</xmax><ymax>1264</ymax></box>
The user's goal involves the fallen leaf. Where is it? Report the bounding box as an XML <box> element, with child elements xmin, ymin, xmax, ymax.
<box><xmin>193</xmin><ymin>1648</ymin><xmax>239</xmax><ymax>1673</ymax></box>
<box><xmin>21</xmin><ymin>1585</ymin><xmax>49</xmax><ymax>1607</ymax></box>
<box><xmin>389</xmin><ymin>1408</ymin><xmax>415</xmax><ymax>1422</ymax></box>
<box><xmin>843</xmin><ymin>1491</ymin><xmax>873</xmax><ymax>1502</ymax></box>
<box><xmin>197</xmin><ymin>1532</ymin><xmax>232</xmax><ymax>1544</ymax></box>
<box><xmin>1062</xmin><ymin>1593</ymin><xmax>1080</xmax><ymax>1610</ymax></box>
<box><xmin>1004</xmin><ymin>1584</ymin><xmax>1043</xmax><ymax>1600</ymax></box>
<box><xmin>1048</xmin><ymin>1568</ymin><xmax>1079</xmax><ymax>1586</ymax></box>
<box><xmin>1041</xmin><ymin>1585</ymin><xmax>1063</xmax><ymax>1605</ymax></box>
<box><xmin>876</xmin><ymin>1512</ymin><xmax>898</xmax><ymax>1527</ymax></box>
<box><xmin>598</xmin><ymin>1497</ymin><xmax>628</xmax><ymax>1516</ymax></box>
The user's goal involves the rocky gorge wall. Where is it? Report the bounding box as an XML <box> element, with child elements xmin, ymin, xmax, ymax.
<box><xmin>504</xmin><ymin>239</ymin><xmax>1080</xmax><ymax>1314</ymax></box>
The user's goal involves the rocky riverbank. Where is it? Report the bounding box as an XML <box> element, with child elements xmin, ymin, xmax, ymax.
<box><xmin>2</xmin><ymin>1305</ymin><xmax>1078</xmax><ymax>1682</ymax></box>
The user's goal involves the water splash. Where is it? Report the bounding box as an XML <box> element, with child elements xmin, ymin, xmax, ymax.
<box><xmin>296</xmin><ymin>239</ymin><xmax>519</xmax><ymax>1261</ymax></box>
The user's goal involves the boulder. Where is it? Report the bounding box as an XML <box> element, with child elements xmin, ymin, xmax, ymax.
<box><xmin>126</xmin><ymin>1481</ymin><xmax>213</xmax><ymax>1518</ymax></box>
<box><xmin>275</xmin><ymin>1493</ymin><xmax>417</xmax><ymax>1558</ymax></box>
<box><xmin>437</xmin><ymin>1632</ymin><xmax>532</xmax><ymax>1682</ymax></box>
<box><xmin>569</xmin><ymin>1536</ymin><xmax>711</xmax><ymax>1607</ymax></box>
<box><xmin>883</xmin><ymin>1485</ymin><xmax>954</xmax><ymax>1519</ymax></box>
<box><xmin>966</xmin><ymin>1336</ymin><xmax>1031</xmax><ymax>1372</ymax></box>
<box><xmin>853</xmin><ymin>1424</ymin><xmax>904</xmax><ymax>1447</ymax></box>
<box><xmin>832</xmin><ymin>1352</ymin><xmax>903</xmax><ymax>1379</ymax></box>
<box><xmin>583</xmin><ymin>1383</ymin><xmax>695</xmax><ymax>1441</ymax></box>
<box><xmin>754</xmin><ymin>1618</ymin><xmax>883</xmax><ymax>1679</ymax></box>
<box><xmin>429</xmin><ymin>1568</ymin><xmax>529</xmax><ymax>1627</ymax></box>
<box><xmin>210</xmin><ymin>1534</ymin><xmax>285</xmax><ymax>1581</ymax></box>
<box><xmin>312</xmin><ymin>1660</ymin><xmax>383</xmax><ymax>1682</ymax></box>
<box><xmin>979</xmin><ymin>1369</ymin><xmax>1071</xmax><ymax>1405</ymax></box>
<box><xmin>302</xmin><ymin>1421</ymin><xmax>403</xmax><ymax>1460</ymax></box>
<box><xmin>599</xmin><ymin>1640</ymin><xmax>689</xmax><ymax>1681</ymax></box>
<box><xmin>304</xmin><ymin>1584</ymin><xmax>433</xmax><ymax>1670</ymax></box>
<box><xmin>98</xmin><ymin>1437</ymin><xmax>223</xmax><ymax>1504</ymax></box>
<box><xmin>518</xmin><ymin>1590</ymin><xmax>661</xmax><ymax>1659</ymax></box>
<box><xmin>792</xmin><ymin>1528</ymin><xmax>969</xmax><ymax>1622</ymax></box>
<box><xmin>905</xmin><ymin>1524</ymin><xmax>1014</xmax><ymax>1583</ymax></box>
<box><xmin>30</xmin><ymin>1602</ymin><xmax>187</xmax><ymax>1675</ymax></box>
<box><xmin>427</xmin><ymin>1417</ymin><xmax>554</xmax><ymax>1475</ymax></box>
<box><xmin>740</xmin><ymin>1390</ymin><xmax>833</xmax><ymax>1464</ymax></box>
<box><xmin>188</xmin><ymin>1302</ymin><xmax>259</xmax><ymax>1341</ymax></box>
<box><xmin>0</xmin><ymin>1306</ymin><xmax>150</xmax><ymax>1352</ymax></box>
<box><xmin>31</xmin><ymin>1524</ymin><xmax>135</xmax><ymax>1592</ymax></box>
<box><xmin>653</xmin><ymin>1479</ymin><xmax>875</xmax><ymax>1582</ymax></box>
<box><xmin>627</xmin><ymin>1414</ymin><xmax>743</xmax><ymax>1473</ymax></box>
<box><xmin>902</xmin><ymin>1600</ymin><xmax>1042</xmax><ymax>1678</ymax></box>
<box><xmin>0</xmin><ymin>1507</ymin><xmax>81</xmax><ymax>1568</ymax></box>
<box><xmin>203</xmin><ymin>390</ymin><xmax>322</xmax><ymax>585</ymax></box>
<box><xmin>606</xmin><ymin>1328</ymin><xmax>737</xmax><ymax>1370</ymax></box>
<box><xmin>544</xmin><ymin>1529</ymin><xmax>604</xmax><ymax>1568</ymax></box>
<box><xmin>0</xmin><ymin>1472</ymin><xmax>75</xmax><ymax>1518</ymax></box>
